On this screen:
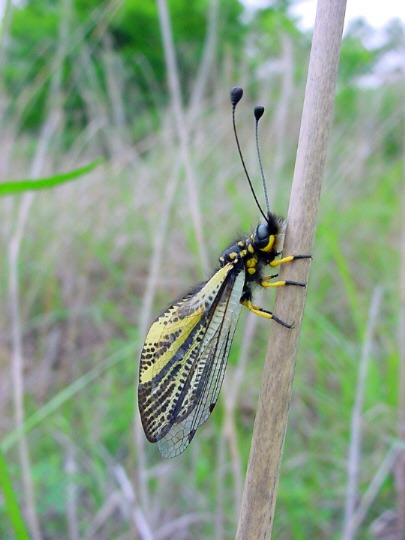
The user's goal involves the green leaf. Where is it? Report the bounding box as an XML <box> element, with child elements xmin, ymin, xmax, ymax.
<box><xmin>0</xmin><ymin>448</ymin><xmax>30</xmax><ymax>540</ymax></box>
<box><xmin>0</xmin><ymin>158</ymin><xmax>103</xmax><ymax>196</ymax></box>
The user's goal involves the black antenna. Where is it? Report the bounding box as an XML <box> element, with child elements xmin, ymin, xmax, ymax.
<box><xmin>230</xmin><ymin>87</ymin><xmax>267</xmax><ymax>222</ymax></box>
<box><xmin>254</xmin><ymin>105</ymin><xmax>271</xmax><ymax>215</ymax></box>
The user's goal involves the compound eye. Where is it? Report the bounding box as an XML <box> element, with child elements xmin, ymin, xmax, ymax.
<box><xmin>256</xmin><ymin>224</ymin><xmax>269</xmax><ymax>241</ymax></box>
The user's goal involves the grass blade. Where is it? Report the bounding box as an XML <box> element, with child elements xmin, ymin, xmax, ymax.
<box><xmin>0</xmin><ymin>448</ymin><xmax>30</xmax><ymax>540</ymax></box>
<box><xmin>0</xmin><ymin>158</ymin><xmax>103</xmax><ymax>196</ymax></box>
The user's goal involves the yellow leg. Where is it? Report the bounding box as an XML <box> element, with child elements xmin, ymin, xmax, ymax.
<box><xmin>241</xmin><ymin>299</ymin><xmax>293</xmax><ymax>328</ymax></box>
<box><xmin>262</xmin><ymin>279</ymin><xmax>288</xmax><ymax>288</ymax></box>
<box><xmin>260</xmin><ymin>275</ymin><xmax>306</xmax><ymax>288</ymax></box>
<box><xmin>242</xmin><ymin>299</ymin><xmax>273</xmax><ymax>319</ymax></box>
<box><xmin>270</xmin><ymin>255</ymin><xmax>294</xmax><ymax>267</ymax></box>
<box><xmin>269</xmin><ymin>254</ymin><xmax>311</xmax><ymax>268</ymax></box>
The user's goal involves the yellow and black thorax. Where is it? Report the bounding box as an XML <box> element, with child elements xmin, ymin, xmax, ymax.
<box><xmin>219</xmin><ymin>212</ymin><xmax>286</xmax><ymax>286</ymax></box>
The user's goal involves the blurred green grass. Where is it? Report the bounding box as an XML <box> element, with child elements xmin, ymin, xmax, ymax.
<box><xmin>0</xmin><ymin>6</ymin><xmax>404</xmax><ymax>539</ymax></box>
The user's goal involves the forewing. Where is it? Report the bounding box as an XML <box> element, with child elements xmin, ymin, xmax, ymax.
<box><xmin>157</xmin><ymin>269</ymin><xmax>245</xmax><ymax>458</ymax></box>
<box><xmin>138</xmin><ymin>263</ymin><xmax>237</xmax><ymax>443</ymax></box>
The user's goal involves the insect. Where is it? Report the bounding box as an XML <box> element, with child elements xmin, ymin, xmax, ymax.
<box><xmin>138</xmin><ymin>87</ymin><xmax>310</xmax><ymax>458</ymax></box>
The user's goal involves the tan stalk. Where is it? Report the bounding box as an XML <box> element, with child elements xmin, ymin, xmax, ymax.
<box><xmin>236</xmin><ymin>1</ymin><xmax>347</xmax><ymax>537</ymax></box>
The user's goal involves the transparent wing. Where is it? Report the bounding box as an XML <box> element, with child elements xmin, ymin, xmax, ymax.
<box><xmin>138</xmin><ymin>263</ymin><xmax>242</xmax><ymax>446</ymax></box>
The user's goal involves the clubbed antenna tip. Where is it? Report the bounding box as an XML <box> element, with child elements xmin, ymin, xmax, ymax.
<box><xmin>230</xmin><ymin>86</ymin><xmax>243</xmax><ymax>107</ymax></box>
<box><xmin>254</xmin><ymin>105</ymin><xmax>264</xmax><ymax>121</ymax></box>
<box><xmin>254</xmin><ymin>103</ymin><xmax>271</xmax><ymax>215</ymax></box>
<box><xmin>230</xmin><ymin>87</ymin><xmax>267</xmax><ymax>223</ymax></box>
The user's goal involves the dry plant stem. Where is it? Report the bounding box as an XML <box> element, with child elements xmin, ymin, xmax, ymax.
<box><xmin>65</xmin><ymin>445</ymin><xmax>79</xmax><ymax>540</ymax></box>
<box><xmin>236</xmin><ymin>1</ymin><xmax>346</xmax><ymax>538</ymax></box>
<box><xmin>351</xmin><ymin>447</ymin><xmax>399</xmax><ymax>534</ymax></box>
<box><xmin>342</xmin><ymin>286</ymin><xmax>383</xmax><ymax>540</ymax></box>
<box><xmin>156</xmin><ymin>0</ymin><xmax>209</xmax><ymax>274</ymax></box>
<box><xmin>8</xmin><ymin>115</ymin><xmax>59</xmax><ymax>540</ymax></box>
<box><xmin>154</xmin><ymin>513</ymin><xmax>212</xmax><ymax>540</ymax></box>
<box><xmin>8</xmin><ymin>194</ymin><xmax>40</xmax><ymax>540</ymax></box>
<box><xmin>188</xmin><ymin>0</ymin><xmax>219</xmax><ymax>121</ymax></box>
<box><xmin>113</xmin><ymin>464</ymin><xmax>151</xmax><ymax>540</ymax></box>
<box><xmin>6</xmin><ymin>6</ymin><xmax>66</xmax><ymax>530</ymax></box>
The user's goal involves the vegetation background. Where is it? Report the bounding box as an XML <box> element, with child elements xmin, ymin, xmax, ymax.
<box><xmin>0</xmin><ymin>0</ymin><xmax>404</xmax><ymax>538</ymax></box>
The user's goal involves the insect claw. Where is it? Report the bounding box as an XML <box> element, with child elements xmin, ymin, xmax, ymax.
<box><xmin>271</xmin><ymin>314</ymin><xmax>294</xmax><ymax>328</ymax></box>
<box><xmin>284</xmin><ymin>280</ymin><xmax>306</xmax><ymax>287</ymax></box>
